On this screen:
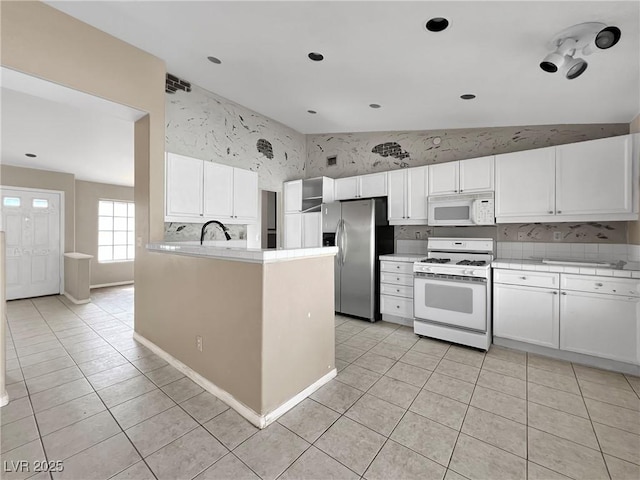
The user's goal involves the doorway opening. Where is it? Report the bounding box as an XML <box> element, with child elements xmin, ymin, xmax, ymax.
<box><xmin>261</xmin><ymin>190</ymin><xmax>278</xmax><ymax>249</ymax></box>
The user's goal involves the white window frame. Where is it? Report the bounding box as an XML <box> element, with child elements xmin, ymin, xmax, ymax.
<box><xmin>98</xmin><ymin>199</ymin><xmax>135</xmax><ymax>263</ymax></box>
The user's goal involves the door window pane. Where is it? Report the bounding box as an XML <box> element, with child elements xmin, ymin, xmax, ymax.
<box><xmin>3</xmin><ymin>197</ymin><xmax>20</xmax><ymax>207</ymax></box>
<box><xmin>32</xmin><ymin>199</ymin><xmax>48</xmax><ymax>208</ymax></box>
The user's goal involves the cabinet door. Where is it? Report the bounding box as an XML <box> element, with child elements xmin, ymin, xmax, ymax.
<box><xmin>284</xmin><ymin>180</ymin><xmax>302</xmax><ymax>213</ymax></box>
<box><xmin>495</xmin><ymin>147</ymin><xmax>555</xmax><ymax>220</ymax></box>
<box><xmin>429</xmin><ymin>162</ymin><xmax>459</xmax><ymax>195</ymax></box>
<box><xmin>203</xmin><ymin>162</ymin><xmax>233</xmax><ymax>219</ymax></box>
<box><xmin>493</xmin><ymin>283</ymin><xmax>559</xmax><ymax>348</ymax></box>
<box><xmin>302</xmin><ymin>212</ymin><xmax>322</xmax><ymax>248</ymax></box>
<box><xmin>166</xmin><ymin>153</ymin><xmax>203</xmax><ymax>219</ymax></box>
<box><xmin>560</xmin><ymin>291</ymin><xmax>639</xmax><ymax>365</ymax></box>
<box><xmin>232</xmin><ymin>168</ymin><xmax>258</xmax><ymax>223</ymax></box>
<box><xmin>460</xmin><ymin>156</ymin><xmax>494</xmax><ymax>193</ymax></box>
<box><xmin>387</xmin><ymin>170</ymin><xmax>406</xmax><ymax>222</ymax></box>
<box><xmin>284</xmin><ymin>213</ymin><xmax>302</xmax><ymax>249</ymax></box>
<box><xmin>406</xmin><ymin>166</ymin><xmax>429</xmax><ymax>221</ymax></box>
<box><xmin>556</xmin><ymin>135</ymin><xmax>632</xmax><ymax>216</ymax></box>
<box><xmin>359</xmin><ymin>172</ymin><xmax>387</xmax><ymax>197</ymax></box>
<box><xmin>334</xmin><ymin>177</ymin><xmax>359</xmax><ymax>200</ymax></box>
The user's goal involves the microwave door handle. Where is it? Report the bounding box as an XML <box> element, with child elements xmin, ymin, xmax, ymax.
<box><xmin>470</xmin><ymin>200</ymin><xmax>477</xmax><ymax>224</ymax></box>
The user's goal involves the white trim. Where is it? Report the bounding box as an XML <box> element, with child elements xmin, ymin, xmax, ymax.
<box><xmin>63</xmin><ymin>292</ymin><xmax>91</xmax><ymax>305</ymax></box>
<box><xmin>0</xmin><ymin>391</ymin><xmax>8</xmax><ymax>407</ymax></box>
<box><xmin>90</xmin><ymin>280</ymin><xmax>134</xmax><ymax>289</ymax></box>
<box><xmin>0</xmin><ymin>185</ymin><xmax>65</xmax><ymax>297</ymax></box>
<box><xmin>494</xmin><ymin>337</ymin><xmax>640</xmax><ymax>376</ymax></box>
<box><xmin>133</xmin><ymin>331</ymin><xmax>336</xmax><ymax>429</ymax></box>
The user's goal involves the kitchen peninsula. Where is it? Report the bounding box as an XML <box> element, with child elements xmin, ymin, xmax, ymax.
<box><xmin>137</xmin><ymin>243</ymin><xmax>338</xmax><ymax>428</ymax></box>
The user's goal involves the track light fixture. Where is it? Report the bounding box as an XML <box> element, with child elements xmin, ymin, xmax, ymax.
<box><xmin>539</xmin><ymin>22</ymin><xmax>621</xmax><ymax>80</ymax></box>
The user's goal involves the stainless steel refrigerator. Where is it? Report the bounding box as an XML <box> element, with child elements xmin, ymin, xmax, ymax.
<box><xmin>322</xmin><ymin>198</ymin><xmax>394</xmax><ymax>322</ymax></box>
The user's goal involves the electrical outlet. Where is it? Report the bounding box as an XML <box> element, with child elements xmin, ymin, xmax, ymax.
<box><xmin>553</xmin><ymin>231</ymin><xmax>562</xmax><ymax>241</ymax></box>
<box><xmin>196</xmin><ymin>335</ymin><xmax>203</xmax><ymax>352</ymax></box>
<box><xmin>517</xmin><ymin>232</ymin><xmax>526</xmax><ymax>241</ymax></box>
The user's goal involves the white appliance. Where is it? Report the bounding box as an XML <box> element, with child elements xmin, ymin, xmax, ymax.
<box><xmin>427</xmin><ymin>192</ymin><xmax>495</xmax><ymax>226</ymax></box>
<box><xmin>413</xmin><ymin>238</ymin><xmax>494</xmax><ymax>350</ymax></box>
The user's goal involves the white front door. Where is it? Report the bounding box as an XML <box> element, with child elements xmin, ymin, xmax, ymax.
<box><xmin>1</xmin><ymin>188</ymin><xmax>62</xmax><ymax>300</ymax></box>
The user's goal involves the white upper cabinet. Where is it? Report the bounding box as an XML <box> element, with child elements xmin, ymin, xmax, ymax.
<box><xmin>334</xmin><ymin>172</ymin><xmax>387</xmax><ymax>200</ymax></box>
<box><xmin>496</xmin><ymin>134</ymin><xmax>638</xmax><ymax>223</ymax></box>
<box><xmin>232</xmin><ymin>168</ymin><xmax>258</xmax><ymax>222</ymax></box>
<box><xmin>429</xmin><ymin>156</ymin><xmax>494</xmax><ymax>195</ymax></box>
<box><xmin>556</xmin><ymin>135</ymin><xmax>633</xmax><ymax>217</ymax></box>
<box><xmin>203</xmin><ymin>162</ymin><xmax>233</xmax><ymax>218</ymax></box>
<box><xmin>495</xmin><ymin>147</ymin><xmax>556</xmax><ymax>220</ymax></box>
<box><xmin>388</xmin><ymin>166</ymin><xmax>428</xmax><ymax>225</ymax></box>
<box><xmin>459</xmin><ymin>156</ymin><xmax>495</xmax><ymax>193</ymax></box>
<box><xmin>166</xmin><ymin>153</ymin><xmax>203</xmax><ymax>219</ymax></box>
<box><xmin>334</xmin><ymin>177</ymin><xmax>359</xmax><ymax>200</ymax></box>
<box><xmin>429</xmin><ymin>161</ymin><xmax>459</xmax><ymax>195</ymax></box>
<box><xmin>165</xmin><ymin>153</ymin><xmax>258</xmax><ymax>224</ymax></box>
<box><xmin>284</xmin><ymin>180</ymin><xmax>303</xmax><ymax>213</ymax></box>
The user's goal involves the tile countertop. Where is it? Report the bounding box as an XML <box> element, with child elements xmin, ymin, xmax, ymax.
<box><xmin>379</xmin><ymin>253</ymin><xmax>427</xmax><ymax>262</ymax></box>
<box><xmin>147</xmin><ymin>242</ymin><xmax>338</xmax><ymax>264</ymax></box>
<box><xmin>492</xmin><ymin>258</ymin><xmax>640</xmax><ymax>279</ymax></box>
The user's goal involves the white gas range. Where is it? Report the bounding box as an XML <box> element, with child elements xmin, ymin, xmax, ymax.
<box><xmin>413</xmin><ymin>238</ymin><xmax>494</xmax><ymax>350</ymax></box>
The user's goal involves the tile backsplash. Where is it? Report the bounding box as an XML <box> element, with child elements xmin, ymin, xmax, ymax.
<box><xmin>164</xmin><ymin>222</ymin><xmax>247</xmax><ymax>242</ymax></box>
<box><xmin>498</xmin><ymin>242</ymin><xmax>640</xmax><ymax>262</ymax></box>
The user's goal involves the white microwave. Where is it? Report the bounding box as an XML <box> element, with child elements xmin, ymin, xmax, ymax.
<box><xmin>427</xmin><ymin>192</ymin><xmax>495</xmax><ymax>226</ymax></box>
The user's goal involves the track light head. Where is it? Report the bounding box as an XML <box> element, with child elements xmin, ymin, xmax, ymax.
<box><xmin>595</xmin><ymin>26</ymin><xmax>621</xmax><ymax>49</ymax></box>
<box><xmin>563</xmin><ymin>56</ymin><xmax>588</xmax><ymax>79</ymax></box>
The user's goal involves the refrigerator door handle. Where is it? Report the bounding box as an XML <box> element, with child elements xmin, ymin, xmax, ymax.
<box><xmin>341</xmin><ymin>219</ymin><xmax>348</xmax><ymax>265</ymax></box>
<box><xmin>335</xmin><ymin>219</ymin><xmax>343</xmax><ymax>266</ymax></box>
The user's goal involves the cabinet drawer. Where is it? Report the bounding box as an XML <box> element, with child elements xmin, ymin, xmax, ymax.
<box><xmin>494</xmin><ymin>269</ymin><xmax>559</xmax><ymax>289</ymax></box>
<box><xmin>561</xmin><ymin>274</ymin><xmax>640</xmax><ymax>297</ymax></box>
<box><xmin>381</xmin><ymin>295</ymin><xmax>413</xmax><ymax>317</ymax></box>
<box><xmin>380</xmin><ymin>272</ymin><xmax>413</xmax><ymax>286</ymax></box>
<box><xmin>380</xmin><ymin>261</ymin><xmax>414</xmax><ymax>274</ymax></box>
<box><xmin>380</xmin><ymin>283</ymin><xmax>413</xmax><ymax>298</ymax></box>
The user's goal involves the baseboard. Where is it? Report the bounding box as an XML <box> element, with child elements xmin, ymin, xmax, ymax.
<box><xmin>0</xmin><ymin>390</ymin><xmax>9</xmax><ymax>407</ymax></box>
<box><xmin>63</xmin><ymin>292</ymin><xmax>91</xmax><ymax>305</ymax></box>
<box><xmin>133</xmin><ymin>332</ymin><xmax>336</xmax><ymax>429</ymax></box>
<box><xmin>90</xmin><ymin>281</ymin><xmax>134</xmax><ymax>289</ymax></box>
<box><xmin>493</xmin><ymin>337</ymin><xmax>640</xmax><ymax>376</ymax></box>
<box><xmin>381</xmin><ymin>314</ymin><xmax>413</xmax><ymax>327</ymax></box>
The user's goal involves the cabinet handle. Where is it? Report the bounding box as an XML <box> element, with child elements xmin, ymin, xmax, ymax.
<box><xmin>460</xmin><ymin>189</ymin><xmax>463</xmax><ymax>193</ymax></box>
<box><xmin>396</xmin><ymin>266</ymin><xmax>400</xmax><ymax>269</ymax></box>
<box><xmin>548</xmin><ymin>211</ymin><xmax>553</xmax><ymax>214</ymax></box>
<box><xmin>561</xmin><ymin>292</ymin><xmax>567</xmax><ymax>295</ymax></box>
<box><xmin>552</xmin><ymin>291</ymin><xmax>558</xmax><ymax>295</ymax></box>
<box><xmin>396</xmin><ymin>305</ymin><xmax>400</xmax><ymax>309</ymax></box>
<box><xmin>595</xmin><ymin>283</ymin><xmax>603</xmax><ymax>287</ymax></box>
<box><xmin>396</xmin><ymin>289</ymin><xmax>400</xmax><ymax>292</ymax></box>
<box><xmin>520</xmin><ymin>276</ymin><xmax>527</xmax><ymax>280</ymax></box>
<box><xmin>200</xmin><ymin>213</ymin><xmax>204</xmax><ymax>216</ymax></box>
<box><xmin>454</xmin><ymin>190</ymin><xmax>458</xmax><ymax>193</ymax></box>
<box><xmin>397</xmin><ymin>278</ymin><xmax>400</xmax><ymax>281</ymax></box>
<box><xmin>557</xmin><ymin>210</ymin><xmax>562</xmax><ymax>214</ymax></box>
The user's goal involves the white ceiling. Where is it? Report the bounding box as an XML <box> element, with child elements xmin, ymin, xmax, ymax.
<box><xmin>1</xmin><ymin>77</ymin><xmax>137</xmax><ymax>187</ymax></box>
<box><xmin>46</xmin><ymin>1</ymin><xmax>640</xmax><ymax>134</ymax></box>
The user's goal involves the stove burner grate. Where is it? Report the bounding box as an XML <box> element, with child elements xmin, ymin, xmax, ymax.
<box><xmin>422</xmin><ymin>258</ymin><xmax>451</xmax><ymax>264</ymax></box>
<box><xmin>456</xmin><ymin>260</ymin><xmax>487</xmax><ymax>266</ymax></box>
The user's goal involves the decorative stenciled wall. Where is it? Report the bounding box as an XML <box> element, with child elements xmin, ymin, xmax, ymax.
<box><xmin>164</xmin><ymin>84</ymin><xmax>307</xmax><ymax>241</ymax></box>
<box><xmin>305</xmin><ymin>124</ymin><xmax>628</xmax><ymax>178</ymax></box>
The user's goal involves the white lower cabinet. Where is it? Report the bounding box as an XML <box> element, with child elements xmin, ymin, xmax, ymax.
<box><xmin>284</xmin><ymin>212</ymin><xmax>321</xmax><ymax>249</ymax></box>
<box><xmin>493</xmin><ymin>269</ymin><xmax>640</xmax><ymax>365</ymax></box>
<box><xmin>493</xmin><ymin>283</ymin><xmax>559</xmax><ymax>348</ymax></box>
<box><xmin>380</xmin><ymin>259</ymin><xmax>414</xmax><ymax>323</ymax></box>
<box><xmin>560</xmin><ymin>290</ymin><xmax>639</xmax><ymax>365</ymax></box>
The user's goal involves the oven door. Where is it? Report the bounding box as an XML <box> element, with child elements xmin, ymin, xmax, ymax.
<box><xmin>414</xmin><ymin>275</ymin><xmax>487</xmax><ymax>332</ymax></box>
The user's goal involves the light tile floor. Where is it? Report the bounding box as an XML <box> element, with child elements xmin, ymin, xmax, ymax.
<box><xmin>1</xmin><ymin>286</ymin><xmax>639</xmax><ymax>480</ymax></box>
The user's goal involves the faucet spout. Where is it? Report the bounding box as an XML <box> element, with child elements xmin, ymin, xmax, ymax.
<box><xmin>200</xmin><ymin>220</ymin><xmax>231</xmax><ymax>245</ymax></box>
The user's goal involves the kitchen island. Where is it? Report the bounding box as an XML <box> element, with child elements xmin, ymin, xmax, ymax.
<box><xmin>137</xmin><ymin>243</ymin><xmax>338</xmax><ymax>428</ymax></box>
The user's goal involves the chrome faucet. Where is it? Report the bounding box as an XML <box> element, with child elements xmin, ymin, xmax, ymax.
<box><xmin>200</xmin><ymin>220</ymin><xmax>231</xmax><ymax>244</ymax></box>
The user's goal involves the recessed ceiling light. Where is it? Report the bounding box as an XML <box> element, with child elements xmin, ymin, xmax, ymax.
<box><xmin>425</xmin><ymin>17</ymin><xmax>449</xmax><ymax>32</ymax></box>
<box><xmin>308</xmin><ymin>52</ymin><xmax>324</xmax><ymax>62</ymax></box>
<box><xmin>369</xmin><ymin>104</ymin><xmax>382</xmax><ymax>109</ymax></box>
<box><xmin>25</xmin><ymin>153</ymin><xmax>37</xmax><ymax>158</ymax></box>
<box><xmin>460</xmin><ymin>94</ymin><xmax>476</xmax><ymax>100</ymax></box>
<box><xmin>207</xmin><ymin>56</ymin><xmax>222</xmax><ymax>64</ymax></box>
<box><xmin>307</xmin><ymin>110</ymin><xmax>317</xmax><ymax>114</ymax></box>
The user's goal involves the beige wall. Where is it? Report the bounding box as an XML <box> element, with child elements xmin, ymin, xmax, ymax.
<box><xmin>1</xmin><ymin>1</ymin><xmax>165</xmax><ymax>334</ymax></box>
<box><xmin>629</xmin><ymin>114</ymin><xmax>640</xmax><ymax>244</ymax></box>
<box><xmin>139</xmin><ymin>253</ymin><xmax>264</xmax><ymax>412</ymax></box>
<box><xmin>75</xmin><ymin>180</ymin><xmax>134</xmax><ymax>286</ymax></box>
<box><xmin>262</xmin><ymin>257</ymin><xmax>335</xmax><ymax>412</ymax></box>
<box><xmin>0</xmin><ymin>165</ymin><xmax>75</xmax><ymax>252</ymax></box>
